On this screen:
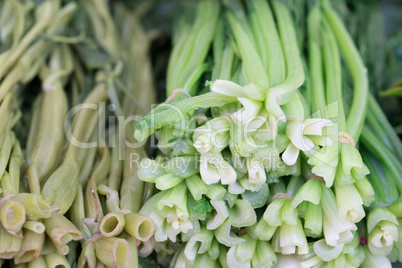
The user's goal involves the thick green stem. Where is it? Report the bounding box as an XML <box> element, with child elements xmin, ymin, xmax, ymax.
<box><xmin>323</xmin><ymin>3</ymin><xmax>368</xmax><ymax>142</ymax></box>
<box><xmin>307</xmin><ymin>6</ymin><xmax>326</xmax><ymax>114</ymax></box>
<box><xmin>321</xmin><ymin>16</ymin><xmax>346</xmax><ymax>130</ymax></box>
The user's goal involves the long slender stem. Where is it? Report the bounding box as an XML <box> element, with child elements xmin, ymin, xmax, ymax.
<box><xmin>361</xmin><ymin>127</ymin><xmax>402</xmax><ymax>192</ymax></box>
<box><xmin>271</xmin><ymin>0</ymin><xmax>305</xmax><ymax>104</ymax></box>
<box><xmin>323</xmin><ymin>4</ymin><xmax>368</xmax><ymax>142</ymax></box>
<box><xmin>367</xmin><ymin>95</ymin><xmax>402</xmax><ymax>161</ymax></box>
<box><xmin>363</xmin><ymin>152</ymin><xmax>398</xmax><ymax>204</ymax></box>
<box><xmin>321</xmin><ymin>16</ymin><xmax>346</xmax><ymax>131</ymax></box>
<box><xmin>307</xmin><ymin>6</ymin><xmax>326</xmax><ymax>114</ymax></box>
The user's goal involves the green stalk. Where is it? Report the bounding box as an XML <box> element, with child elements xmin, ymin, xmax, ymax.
<box><xmin>0</xmin><ymin>198</ymin><xmax>25</xmax><ymax>232</ymax></box>
<box><xmin>194</xmin><ymin>253</ymin><xmax>217</xmax><ymax>267</ymax></box>
<box><xmin>185</xmin><ymin>174</ymin><xmax>208</xmax><ymax>201</ymax></box>
<box><xmin>14</xmin><ymin>231</ymin><xmax>45</xmax><ymax>264</ymax></box>
<box><xmin>85</xmin><ymin>146</ymin><xmax>110</xmax><ymax>220</ymax></box>
<box><xmin>137</xmin><ymin>158</ymin><xmax>165</xmax><ymax>183</ymax></box>
<box><xmin>313</xmin><ymin>239</ymin><xmax>343</xmax><ymax>262</ymax></box>
<box><xmin>366</xmin><ymin>95</ymin><xmax>402</xmax><ymax>161</ymax></box>
<box><xmin>367</xmin><ymin>207</ymin><xmax>399</xmax><ymax>256</ymax></box>
<box><xmin>184</xmin><ymin>226</ymin><xmax>214</xmax><ymax>261</ymax></box>
<box><xmin>69</xmin><ymin>185</ymin><xmax>92</xmax><ymax>241</ymax></box>
<box><xmin>78</xmin><ymin>146</ymin><xmax>97</xmax><ymax>187</ymax></box>
<box><xmin>0</xmin><ymin>93</ymin><xmax>13</xmax><ymax>138</ymax></box>
<box><xmin>227</xmin><ymin>199</ymin><xmax>256</xmax><ymax>227</ymax></box>
<box><xmin>28</xmin><ymin>255</ymin><xmax>46</xmax><ymax>268</ymax></box>
<box><xmin>207</xmin><ymin>239</ymin><xmax>220</xmax><ymax>260</ymax></box>
<box><xmin>8</xmin><ymin>140</ymin><xmax>23</xmax><ymax>195</ymax></box>
<box><xmin>247</xmin><ymin>0</ymin><xmax>286</xmax><ymax>86</ymax></box>
<box><xmin>323</xmin><ymin>3</ymin><xmax>368</xmax><ymax>141</ymax></box>
<box><xmin>304</xmin><ymin>203</ymin><xmax>323</xmax><ymax>238</ymax></box>
<box><xmin>94</xmin><ymin>237</ymin><xmax>130</xmax><ymax>268</ymax></box>
<box><xmin>43</xmin><ymin>212</ymin><xmax>83</xmax><ymax>255</ymax></box>
<box><xmin>12</xmin><ymin>193</ymin><xmax>51</xmax><ymax>220</ymax></box>
<box><xmin>0</xmin><ymin>0</ymin><xmax>56</xmax><ymax>80</ymax></box>
<box><xmin>241</xmin><ymin>183</ymin><xmax>269</xmax><ymax>208</ymax></box>
<box><xmin>83</xmin><ymin>0</ymin><xmax>119</xmax><ymax>59</ymax></box>
<box><xmin>334</xmin><ymin>182</ymin><xmax>365</xmax><ymax>223</ymax></box>
<box><xmin>291</xmin><ymin>178</ymin><xmax>321</xmax><ymax>209</ymax></box>
<box><xmin>165</xmin><ymin>156</ymin><xmax>200</xmax><ymax>178</ymax></box>
<box><xmin>44</xmin><ymin>252</ymin><xmax>70</xmax><ymax>268</ymax></box>
<box><xmin>251</xmin><ymin>240</ymin><xmax>277</xmax><ymax>268</ymax></box>
<box><xmin>226</xmin><ymin>9</ymin><xmax>269</xmax><ymax>87</ymax></box>
<box><xmin>0</xmin><ymin>222</ymin><xmax>22</xmax><ymax>259</ymax></box>
<box><xmin>41</xmin><ymin>77</ymin><xmax>108</xmax><ymax>214</ymax></box>
<box><xmin>108</xmin><ymin>132</ymin><xmax>123</xmax><ymax>191</ymax></box>
<box><xmin>321</xmin><ymin>16</ymin><xmax>346</xmax><ymax>129</ymax></box>
<box><xmin>40</xmin><ymin>237</ymin><xmax>57</xmax><ymax>256</ymax></box>
<box><xmin>307</xmin><ymin>5</ymin><xmax>326</xmax><ymax>113</ymax></box>
<box><xmin>0</xmin><ymin>0</ymin><xmax>24</xmax><ymax>49</ymax></box>
<box><xmin>216</xmin><ymin>41</ymin><xmax>235</xmax><ymax>81</ymax></box>
<box><xmin>22</xmin><ymin>221</ymin><xmax>45</xmax><ymax>234</ymax></box>
<box><xmin>120</xmin><ymin>146</ymin><xmax>149</xmax><ymax>212</ymax></box>
<box><xmin>218</xmin><ymin>245</ymin><xmax>228</xmax><ymax>267</ymax></box>
<box><xmin>127</xmin><ymin>237</ymin><xmax>139</xmax><ymax>268</ymax></box>
<box><xmin>321</xmin><ymin>184</ymin><xmax>356</xmax><ymax>246</ymax></box>
<box><xmin>166</xmin><ymin>0</ymin><xmax>220</xmax><ymax>96</ymax></box>
<box><xmin>66</xmin><ymin>241</ymin><xmax>79</xmax><ymax>267</ymax></box>
<box><xmin>205</xmin><ymin>184</ymin><xmax>226</xmax><ymax>201</ymax></box>
<box><xmin>77</xmin><ymin>243</ymin><xmax>96</xmax><ymax>268</ymax></box>
<box><xmin>0</xmin><ymin>130</ymin><xmax>14</xmax><ymax>182</ymax></box>
<box><xmin>264</xmin><ymin>197</ymin><xmax>286</xmax><ymax>227</ymax></box>
<box><xmin>207</xmin><ymin>200</ymin><xmax>229</xmax><ymax>230</ymax></box>
<box><xmin>134</xmin><ymin>92</ymin><xmax>237</xmax><ymax>142</ymax></box>
<box><xmin>270</xmin><ymin>0</ymin><xmax>305</xmax><ymax>105</ymax></box>
<box><xmin>124</xmin><ymin>212</ymin><xmax>155</xmax><ymax>242</ymax></box>
<box><xmin>211</xmin><ymin>18</ymin><xmax>224</xmax><ymax>81</ymax></box>
<box><xmin>97</xmin><ymin>185</ymin><xmax>120</xmax><ymax>213</ymax></box>
<box><xmin>138</xmin><ymin>192</ymin><xmax>166</xmax><ymax>240</ymax></box>
<box><xmin>363</xmin><ymin>152</ymin><xmax>398</xmax><ymax>205</ymax></box>
<box><xmin>354</xmin><ymin>176</ymin><xmax>375</xmax><ymax>207</ymax></box>
<box><xmin>235</xmin><ymin>234</ymin><xmax>256</xmax><ymax>263</ymax></box>
<box><xmin>214</xmin><ymin>219</ymin><xmax>244</xmax><ymax>247</ymax></box>
<box><xmin>99</xmin><ymin>212</ymin><xmax>125</xmax><ymax>237</ymax></box>
<box><xmin>279</xmin><ymin>217</ymin><xmax>309</xmax><ymax>254</ymax></box>
<box><xmin>247</xmin><ymin>218</ymin><xmax>276</xmax><ymax>241</ymax></box>
<box><xmin>155</xmin><ymin>174</ymin><xmax>184</xmax><ymax>191</ymax></box>
<box><xmin>28</xmin><ymin>80</ymin><xmax>68</xmax><ymax>195</ymax></box>
<box><xmin>361</xmin><ymin>245</ymin><xmax>392</xmax><ymax>268</ymax></box>
<box><xmin>226</xmin><ymin>245</ymin><xmax>249</xmax><ymax>267</ymax></box>
<box><xmin>157</xmin><ymin>182</ymin><xmax>188</xmax><ymax>221</ymax></box>
<box><xmin>361</xmin><ymin>127</ymin><xmax>402</xmax><ymax>192</ymax></box>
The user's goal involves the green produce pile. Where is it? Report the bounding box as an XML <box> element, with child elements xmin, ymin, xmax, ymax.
<box><xmin>135</xmin><ymin>0</ymin><xmax>402</xmax><ymax>267</ymax></box>
<box><xmin>0</xmin><ymin>0</ymin><xmax>401</xmax><ymax>267</ymax></box>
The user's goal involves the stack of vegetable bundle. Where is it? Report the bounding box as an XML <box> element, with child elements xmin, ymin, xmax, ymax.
<box><xmin>134</xmin><ymin>0</ymin><xmax>402</xmax><ymax>267</ymax></box>
<box><xmin>0</xmin><ymin>0</ymin><xmax>157</xmax><ymax>267</ymax></box>
<box><xmin>0</xmin><ymin>2</ymin><xmax>81</xmax><ymax>266</ymax></box>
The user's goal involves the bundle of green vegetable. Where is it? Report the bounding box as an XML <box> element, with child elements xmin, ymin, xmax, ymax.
<box><xmin>135</xmin><ymin>0</ymin><xmax>402</xmax><ymax>267</ymax></box>
<box><xmin>0</xmin><ymin>2</ymin><xmax>81</xmax><ymax>266</ymax></box>
<box><xmin>0</xmin><ymin>0</ymin><xmax>157</xmax><ymax>267</ymax></box>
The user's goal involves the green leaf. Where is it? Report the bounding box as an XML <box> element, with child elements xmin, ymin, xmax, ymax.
<box><xmin>380</xmin><ymin>87</ymin><xmax>402</xmax><ymax>97</ymax></box>
<box><xmin>73</xmin><ymin>40</ymin><xmax>113</xmax><ymax>69</ymax></box>
<box><xmin>134</xmin><ymin>92</ymin><xmax>237</xmax><ymax>141</ymax></box>
<box><xmin>192</xmin><ymin>197</ymin><xmax>213</xmax><ymax>214</ymax></box>
<box><xmin>139</xmin><ymin>255</ymin><xmax>159</xmax><ymax>268</ymax></box>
